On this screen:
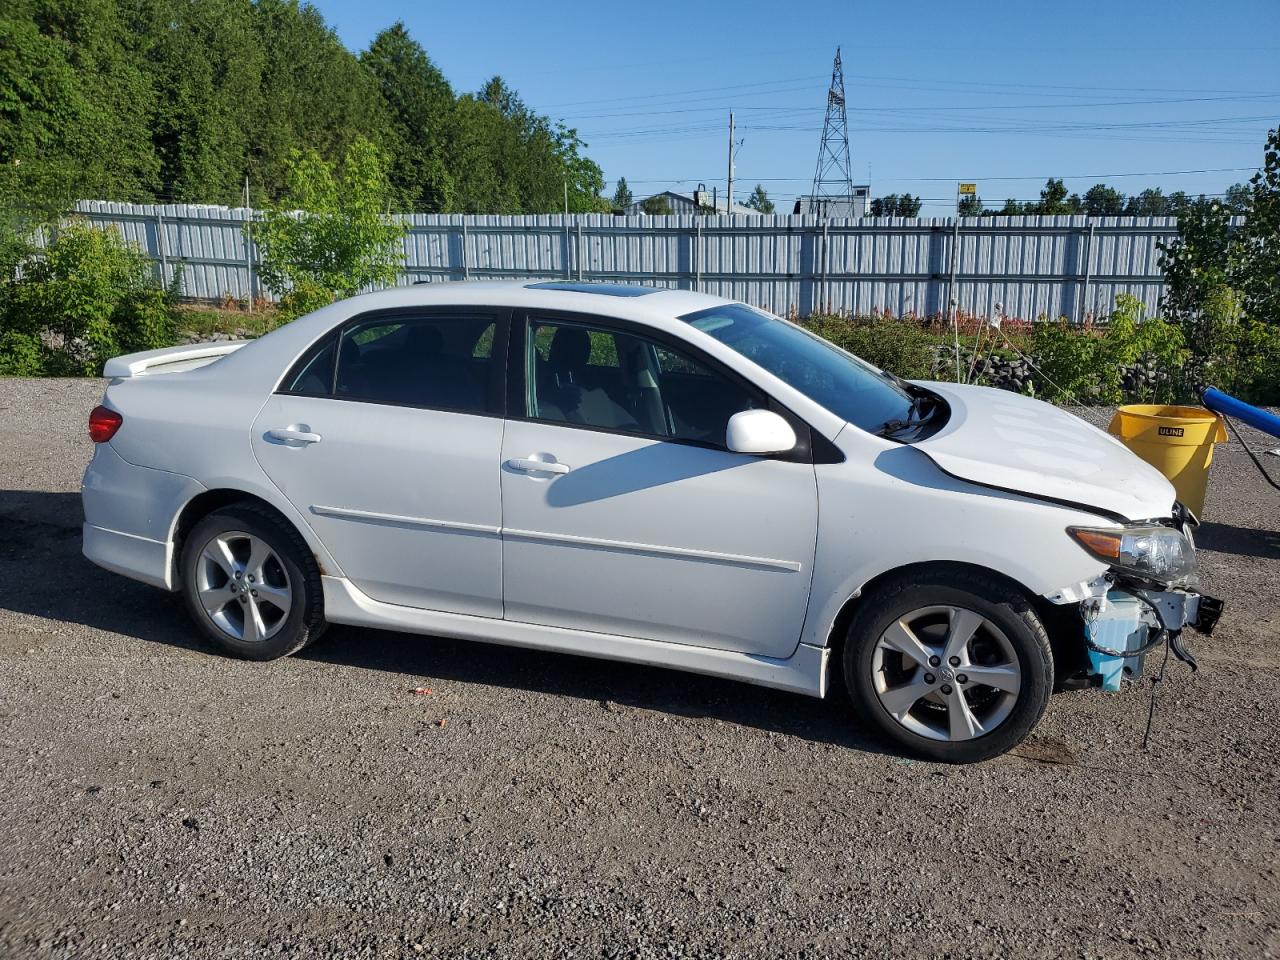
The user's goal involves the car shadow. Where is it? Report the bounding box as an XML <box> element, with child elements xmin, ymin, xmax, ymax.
<box><xmin>1196</xmin><ymin>521</ymin><xmax>1280</xmax><ymax>560</ymax></box>
<box><xmin>0</xmin><ymin>489</ymin><xmax>889</xmax><ymax>755</ymax></box>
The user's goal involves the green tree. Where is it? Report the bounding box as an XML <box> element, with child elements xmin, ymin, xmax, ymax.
<box><xmin>0</xmin><ymin>16</ymin><xmax>81</xmax><ymax>280</ymax></box>
<box><xmin>872</xmin><ymin>194</ymin><xmax>922</xmax><ymax>217</ymax></box>
<box><xmin>641</xmin><ymin>194</ymin><xmax>672</xmax><ymax>215</ymax></box>
<box><xmin>1158</xmin><ymin>126</ymin><xmax>1280</xmax><ymax>349</ymax></box>
<box><xmin>610</xmin><ymin>177</ymin><xmax>633</xmax><ymax>211</ymax></box>
<box><xmin>957</xmin><ymin>194</ymin><xmax>983</xmax><ymax>216</ymax></box>
<box><xmin>2</xmin><ymin>0</ymin><xmax>159</xmax><ymax>201</ymax></box>
<box><xmin>135</xmin><ymin>0</ymin><xmax>263</xmax><ymax>204</ymax></box>
<box><xmin>1223</xmin><ymin>182</ymin><xmax>1252</xmax><ymax>215</ymax></box>
<box><xmin>1234</xmin><ymin>126</ymin><xmax>1280</xmax><ymax>327</ymax></box>
<box><xmin>871</xmin><ymin>195</ymin><xmax>899</xmax><ymax>216</ymax></box>
<box><xmin>1125</xmin><ymin>188</ymin><xmax>1168</xmax><ymax>216</ymax></box>
<box><xmin>1081</xmin><ymin>184</ymin><xmax>1125</xmax><ymax>216</ymax></box>
<box><xmin>254</xmin><ymin>137</ymin><xmax>405</xmax><ymax>320</ymax></box>
<box><xmin>475</xmin><ymin>76</ymin><xmax>606</xmax><ymax>214</ymax></box>
<box><xmin>743</xmin><ymin>184</ymin><xmax>774</xmax><ymax>214</ymax></box>
<box><xmin>250</xmin><ymin>0</ymin><xmax>392</xmax><ymax>202</ymax></box>
<box><xmin>361</xmin><ymin>22</ymin><xmax>455</xmax><ymax>212</ymax></box>
<box><xmin>1032</xmin><ymin>178</ymin><xmax>1079</xmax><ymax>215</ymax></box>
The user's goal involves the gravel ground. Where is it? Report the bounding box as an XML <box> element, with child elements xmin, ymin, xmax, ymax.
<box><xmin>1</xmin><ymin>378</ymin><xmax>1277</xmax><ymax>959</ymax></box>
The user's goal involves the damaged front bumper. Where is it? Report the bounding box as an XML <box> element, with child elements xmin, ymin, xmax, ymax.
<box><xmin>1050</xmin><ymin>575</ymin><xmax>1223</xmax><ymax>691</ymax></box>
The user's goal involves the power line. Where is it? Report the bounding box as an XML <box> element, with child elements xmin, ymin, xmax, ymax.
<box><xmin>541</xmin><ymin>75</ymin><xmax>827</xmax><ymax>111</ymax></box>
<box><xmin>599</xmin><ymin>167</ymin><xmax>1258</xmax><ymax>188</ymax></box>
<box><xmin>562</xmin><ymin>93</ymin><xmax>1280</xmax><ymax>123</ymax></box>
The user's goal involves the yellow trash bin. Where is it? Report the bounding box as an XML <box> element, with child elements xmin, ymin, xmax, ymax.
<box><xmin>1107</xmin><ymin>405</ymin><xmax>1228</xmax><ymax>517</ymax></box>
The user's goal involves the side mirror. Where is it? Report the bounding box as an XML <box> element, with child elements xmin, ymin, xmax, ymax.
<box><xmin>726</xmin><ymin>409</ymin><xmax>797</xmax><ymax>456</ymax></box>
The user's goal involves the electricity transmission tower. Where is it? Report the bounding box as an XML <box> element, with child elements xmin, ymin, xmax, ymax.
<box><xmin>809</xmin><ymin>47</ymin><xmax>854</xmax><ymax>217</ymax></box>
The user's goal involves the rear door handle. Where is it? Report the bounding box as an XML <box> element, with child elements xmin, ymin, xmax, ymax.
<box><xmin>267</xmin><ymin>428</ymin><xmax>322</xmax><ymax>445</ymax></box>
<box><xmin>505</xmin><ymin>457</ymin><xmax>570</xmax><ymax>475</ymax></box>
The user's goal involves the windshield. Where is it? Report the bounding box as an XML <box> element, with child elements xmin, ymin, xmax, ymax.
<box><xmin>679</xmin><ymin>303</ymin><xmax>915</xmax><ymax>432</ymax></box>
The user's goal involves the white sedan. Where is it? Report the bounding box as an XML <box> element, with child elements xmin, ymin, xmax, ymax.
<box><xmin>82</xmin><ymin>281</ymin><xmax>1217</xmax><ymax>762</ymax></box>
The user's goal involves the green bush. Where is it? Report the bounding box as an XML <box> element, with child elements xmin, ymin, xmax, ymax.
<box><xmin>1211</xmin><ymin>310</ymin><xmax>1280</xmax><ymax>404</ymax></box>
<box><xmin>0</xmin><ymin>329</ymin><xmax>43</xmax><ymax>375</ymax></box>
<box><xmin>255</xmin><ymin>137</ymin><xmax>406</xmax><ymax>323</ymax></box>
<box><xmin>3</xmin><ymin>220</ymin><xmax>174</xmax><ymax>376</ymax></box>
<box><xmin>800</xmin><ymin>314</ymin><xmax>938</xmax><ymax>380</ymax></box>
<box><xmin>1028</xmin><ymin>319</ymin><xmax>1101</xmax><ymax>402</ymax></box>
<box><xmin>1031</xmin><ymin>296</ymin><xmax>1187</xmax><ymax>404</ymax></box>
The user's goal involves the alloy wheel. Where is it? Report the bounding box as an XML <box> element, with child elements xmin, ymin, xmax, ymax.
<box><xmin>871</xmin><ymin>604</ymin><xmax>1022</xmax><ymax>742</ymax></box>
<box><xmin>194</xmin><ymin>530</ymin><xmax>292</xmax><ymax>643</ymax></box>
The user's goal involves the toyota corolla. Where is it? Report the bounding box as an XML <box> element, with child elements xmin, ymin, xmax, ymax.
<box><xmin>81</xmin><ymin>281</ymin><xmax>1219</xmax><ymax>762</ymax></box>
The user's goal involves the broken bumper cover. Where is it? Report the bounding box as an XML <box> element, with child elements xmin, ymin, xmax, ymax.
<box><xmin>1068</xmin><ymin>579</ymin><xmax>1223</xmax><ymax>691</ymax></box>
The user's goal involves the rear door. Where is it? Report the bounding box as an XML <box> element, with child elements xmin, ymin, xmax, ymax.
<box><xmin>251</xmin><ymin>307</ymin><xmax>508</xmax><ymax>616</ymax></box>
<box><xmin>499</xmin><ymin>312</ymin><xmax>819</xmax><ymax>659</ymax></box>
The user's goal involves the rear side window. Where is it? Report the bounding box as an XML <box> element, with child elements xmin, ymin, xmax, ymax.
<box><xmin>281</xmin><ymin>314</ymin><xmax>500</xmax><ymax>414</ymax></box>
<box><xmin>284</xmin><ymin>338</ymin><xmax>337</xmax><ymax>396</ymax></box>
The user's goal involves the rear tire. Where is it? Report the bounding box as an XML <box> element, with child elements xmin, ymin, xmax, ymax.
<box><xmin>843</xmin><ymin>568</ymin><xmax>1053</xmax><ymax>763</ymax></box>
<box><xmin>179</xmin><ymin>503</ymin><xmax>326</xmax><ymax>661</ymax></box>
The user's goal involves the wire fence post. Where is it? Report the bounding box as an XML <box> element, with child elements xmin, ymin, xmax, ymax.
<box><xmin>563</xmin><ymin>216</ymin><xmax>571</xmax><ymax>280</ymax></box>
<box><xmin>821</xmin><ymin>218</ymin><xmax>830</xmax><ymax>312</ymax></box>
<box><xmin>576</xmin><ymin>220</ymin><xmax>584</xmax><ymax>281</ymax></box>
<box><xmin>460</xmin><ymin>221</ymin><xmax>470</xmax><ymax>280</ymax></box>
<box><xmin>949</xmin><ymin>196</ymin><xmax>962</xmax><ymax>380</ymax></box>
<box><xmin>243</xmin><ymin>178</ymin><xmax>255</xmax><ymax>310</ymax></box>
<box><xmin>156</xmin><ymin>210</ymin><xmax>168</xmax><ymax>290</ymax></box>
<box><xmin>1081</xmin><ymin>221</ymin><xmax>1095</xmax><ymax>324</ymax></box>
<box><xmin>695</xmin><ymin>219</ymin><xmax>702</xmax><ymax>292</ymax></box>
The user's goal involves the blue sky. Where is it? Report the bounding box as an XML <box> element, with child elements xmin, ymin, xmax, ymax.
<box><xmin>311</xmin><ymin>0</ymin><xmax>1279</xmax><ymax>215</ymax></box>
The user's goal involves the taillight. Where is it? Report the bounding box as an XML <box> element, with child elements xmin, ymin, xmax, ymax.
<box><xmin>89</xmin><ymin>405</ymin><xmax>123</xmax><ymax>443</ymax></box>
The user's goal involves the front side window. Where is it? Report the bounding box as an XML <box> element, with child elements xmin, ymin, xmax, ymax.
<box><xmin>526</xmin><ymin>318</ymin><xmax>761</xmax><ymax>446</ymax></box>
<box><xmin>680</xmin><ymin>303</ymin><xmax>915</xmax><ymax>433</ymax></box>
<box><xmin>328</xmin><ymin>314</ymin><xmax>498</xmax><ymax>413</ymax></box>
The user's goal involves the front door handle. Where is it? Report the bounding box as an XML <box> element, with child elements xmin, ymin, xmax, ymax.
<box><xmin>505</xmin><ymin>457</ymin><xmax>570</xmax><ymax>475</ymax></box>
<box><xmin>267</xmin><ymin>428</ymin><xmax>322</xmax><ymax>445</ymax></box>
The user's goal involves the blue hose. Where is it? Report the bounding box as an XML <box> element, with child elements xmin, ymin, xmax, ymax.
<box><xmin>1201</xmin><ymin>387</ymin><xmax>1280</xmax><ymax>441</ymax></box>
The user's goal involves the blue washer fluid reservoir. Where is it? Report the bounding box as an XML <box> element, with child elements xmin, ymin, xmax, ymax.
<box><xmin>1085</xmin><ymin>590</ymin><xmax>1157</xmax><ymax>691</ymax></box>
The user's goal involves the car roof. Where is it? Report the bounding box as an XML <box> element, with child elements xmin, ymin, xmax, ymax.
<box><xmin>320</xmin><ymin>279</ymin><xmax>735</xmax><ymax>325</ymax></box>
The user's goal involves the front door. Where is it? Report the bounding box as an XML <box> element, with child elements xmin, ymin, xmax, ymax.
<box><xmin>499</xmin><ymin>314</ymin><xmax>818</xmax><ymax>659</ymax></box>
<box><xmin>252</xmin><ymin>308</ymin><xmax>507</xmax><ymax>616</ymax></box>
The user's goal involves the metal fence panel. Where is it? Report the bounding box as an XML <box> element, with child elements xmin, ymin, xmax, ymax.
<box><xmin>70</xmin><ymin>201</ymin><xmax>1219</xmax><ymax>322</ymax></box>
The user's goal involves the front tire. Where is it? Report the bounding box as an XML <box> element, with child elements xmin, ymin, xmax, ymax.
<box><xmin>179</xmin><ymin>503</ymin><xmax>326</xmax><ymax>661</ymax></box>
<box><xmin>843</xmin><ymin>568</ymin><xmax>1053</xmax><ymax>763</ymax></box>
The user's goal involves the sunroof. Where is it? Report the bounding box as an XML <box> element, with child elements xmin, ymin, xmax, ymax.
<box><xmin>525</xmin><ymin>281</ymin><xmax>661</xmax><ymax>297</ymax></box>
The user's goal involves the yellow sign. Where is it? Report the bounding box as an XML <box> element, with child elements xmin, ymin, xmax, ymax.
<box><xmin>958</xmin><ymin>183</ymin><xmax>978</xmax><ymax>195</ymax></box>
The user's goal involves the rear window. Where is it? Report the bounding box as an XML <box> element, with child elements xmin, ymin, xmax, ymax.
<box><xmin>280</xmin><ymin>314</ymin><xmax>500</xmax><ymax>415</ymax></box>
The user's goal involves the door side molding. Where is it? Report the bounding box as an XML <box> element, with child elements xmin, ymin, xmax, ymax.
<box><xmin>311</xmin><ymin>504</ymin><xmax>501</xmax><ymax>537</ymax></box>
<box><xmin>502</xmin><ymin>526</ymin><xmax>804</xmax><ymax>572</ymax></box>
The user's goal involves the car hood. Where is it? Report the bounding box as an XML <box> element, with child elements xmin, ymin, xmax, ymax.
<box><xmin>908</xmin><ymin>382</ymin><xmax>1176</xmax><ymax>521</ymax></box>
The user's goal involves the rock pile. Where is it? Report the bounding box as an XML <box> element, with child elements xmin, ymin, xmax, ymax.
<box><xmin>176</xmin><ymin>329</ymin><xmax>258</xmax><ymax>345</ymax></box>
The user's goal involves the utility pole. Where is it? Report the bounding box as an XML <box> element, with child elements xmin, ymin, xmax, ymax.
<box><xmin>726</xmin><ymin>112</ymin><xmax>735</xmax><ymax>216</ymax></box>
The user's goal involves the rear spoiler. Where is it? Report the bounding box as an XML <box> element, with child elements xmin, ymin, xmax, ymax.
<box><xmin>102</xmin><ymin>341</ymin><xmax>250</xmax><ymax>379</ymax></box>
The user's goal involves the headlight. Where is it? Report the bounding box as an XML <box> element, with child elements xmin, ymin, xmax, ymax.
<box><xmin>1067</xmin><ymin>524</ymin><xmax>1199</xmax><ymax>588</ymax></box>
